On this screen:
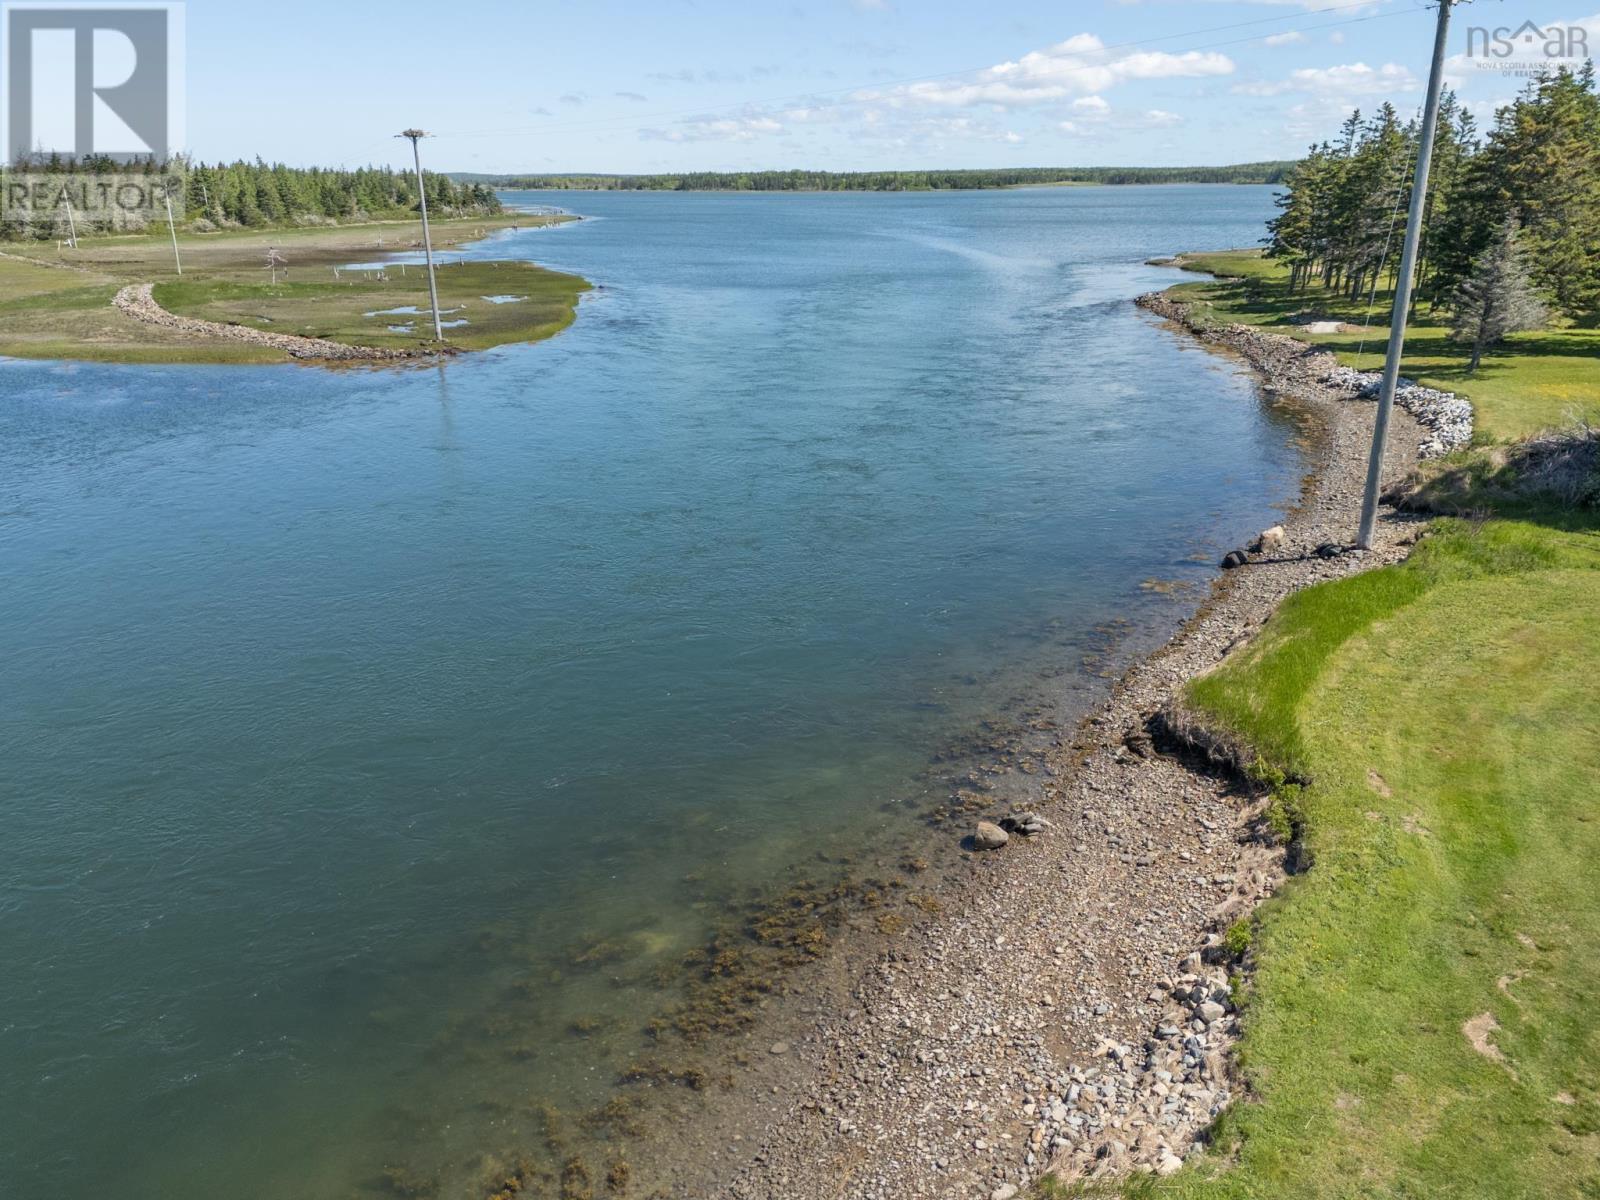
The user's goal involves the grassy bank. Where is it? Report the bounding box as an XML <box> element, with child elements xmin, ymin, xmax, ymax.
<box><xmin>1063</xmin><ymin>512</ymin><xmax>1600</xmax><ymax>1199</ymax></box>
<box><xmin>1164</xmin><ymin>250</ymin><xmax>1600</xmax><ymax>442</ymax></box>
<box><xmin>1029</xmin><ymin>260</ymin><xmax>1600</xmax><ymax>1197</ymax></box>
<box><xmin>0</xmin><ymin>212</ymin><xmax>585</xmax><ymax>363</ymax></box>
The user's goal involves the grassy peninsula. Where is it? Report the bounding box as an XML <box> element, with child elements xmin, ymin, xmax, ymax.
<box><xmin>0</xmin><ymin>212</ymin><xmax>587</xmax><ymax>364</ymax></box>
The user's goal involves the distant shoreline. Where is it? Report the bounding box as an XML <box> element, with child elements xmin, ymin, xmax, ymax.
<box><xmin>497</xmin><ymin>180</ymin><xmax>1282</xmax><ymax>195</ymax></box>
<box><xmin>463</xmin><ymin>162</ymin><xmax>1295</xmax><ymax>193</ymax></box>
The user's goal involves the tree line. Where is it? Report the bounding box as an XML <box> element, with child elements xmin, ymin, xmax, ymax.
<box><xmin>2</xmin><ymin>154</ymin><xmax>501</xmax><ymax>240</ymax></box>
<box><xmin>1267</xmin><ymin>65</ymin><xmax>1600</xmax><ymax>333</ymax></box>
<box><xmin>473</xmin><ymin>163</ymin><xmax>1295</xmax><ymax>192</ymax></box>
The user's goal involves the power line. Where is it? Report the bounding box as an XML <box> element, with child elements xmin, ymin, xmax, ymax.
<box><xmin>1356</xmin><ymin>0</ymin><xmax>1461</xmax><ymax>550</ymax></box>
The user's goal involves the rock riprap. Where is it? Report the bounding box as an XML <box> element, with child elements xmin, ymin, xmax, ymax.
<box><xmin>1321</xmin><ymin>365</ymin><xmax>1473</xmax><ymax>458</ymax></box>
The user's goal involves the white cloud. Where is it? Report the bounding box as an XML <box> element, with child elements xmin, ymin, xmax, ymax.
<box><xmin>848</xmin><ymin>113</ymin><xmax>1032</xmax><ymax>147</ymax></box>
<box><xmin>1071</xmin><ymin>94</ymin><xmax>1112</xmax><ymax>114</ymax></box>
<box><xmin>1264</xmin><ymin>31</ymin><xmax>1307</xmax><ymax>46</ymax></box>
<box><xmin>1059</xmin><ymin>105</ymin><xmax>1182</xmax><ymax>139</ymax></box>
<box><xmin>1235</xmin><ymin>61</ymin><xmax>1419</xmax><ymax>97</ymax></box>
<box><xmin>855</xmin><ymin>33</ymin><xmax>1233</xmax><ymax>109</ymax></box>
<box><xmin>641</xmin><ymin>115</ymin><xmax>787</xmax><ymax>143</ymax></box>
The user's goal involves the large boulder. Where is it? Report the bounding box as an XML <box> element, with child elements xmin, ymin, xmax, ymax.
<box><xmin>1249</xmin><ymin>525</ymin><xmax>1286</xmax><ymax>555</ymax></box>
<box><xmin>972</xmin><ymin>821</ymin><xmax>1010</xmax><ymax>850</ymax></box>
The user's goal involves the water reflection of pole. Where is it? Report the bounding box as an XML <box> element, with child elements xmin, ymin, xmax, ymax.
<box><xmin>434</xmin><ymin>363</ymin><xmax>463</xmax><ymax>510</ymax></box>
<box><xmin>435</xmin><ymin>362</ymin><xmax>453</xmax><ymax>416</ymax></box>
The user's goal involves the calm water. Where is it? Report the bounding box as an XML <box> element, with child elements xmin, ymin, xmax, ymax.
<box><xmin>1</xmin><ymin>186</ymin><xmax>1296</xmax><ymax>1198</ymax></box>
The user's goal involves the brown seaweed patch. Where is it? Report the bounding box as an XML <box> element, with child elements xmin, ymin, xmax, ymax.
<box><xmin>561</xmin><ymin>1156</ymin><xmax>594</xmax><ymax>1200</ymax></box>
<box><xmin>581</xmin><ymin>1094</ymin><xmax>646</xmax><ymax>1138</ymax></box>
<box><xmin>569</xmin><ymin>1013</ymin><xmax>616</xmax><ymax>1039</ymax></box>
<box><xmin>481</xmin><ymin>1155</ymin><xmax>542</xmax><ymax>1200</ymax></box>
<box><xmin>605</xmin><ymin>1160</ymin><xmax>632</xmax><ymax>1193</ymax></box>
<box><xmin>618</xmin><ymin>1057</ymin><xmax>711</xmax><ymax>1091</ymax></box>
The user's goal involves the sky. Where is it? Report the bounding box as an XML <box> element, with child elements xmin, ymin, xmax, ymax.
<box><xmin>179</xmin><ymin>0</ymin><xmax>1600</xmax><ymax>172</ymax></box>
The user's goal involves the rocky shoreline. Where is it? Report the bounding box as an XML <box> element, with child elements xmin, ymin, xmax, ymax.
<box><xmin>624</xmin><ymin>292</ymin><xmax>1432</xmax><ymax>1199</ymax></box>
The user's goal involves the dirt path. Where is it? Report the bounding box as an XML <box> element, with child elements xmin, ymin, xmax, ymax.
<box><xmin>110</xmin><ymin>282</ymin><xmax>448</xmax><ymax>363</ymax></box>
<box><xmin>634</xmin><ymin>298</ymin><xmax>1431</xmax><ymax>1200</ymax></box>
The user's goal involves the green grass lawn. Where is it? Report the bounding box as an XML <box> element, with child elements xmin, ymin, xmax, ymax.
<box><xmin>1167</xmin><ymin>250</ymin><xmax>1600</xmax><ymax>443</ymax></box>
<box><xmin>1114</xmin><ymin>517</ymin><xmax>1600</xmax><ymax>1199</ymax></box>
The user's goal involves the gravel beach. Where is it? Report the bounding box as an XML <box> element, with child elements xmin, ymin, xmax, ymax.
<box><xmin>630</xmin><ymin>294</ymin><xmax>1435</xmax><ymax>1200</ymax></box>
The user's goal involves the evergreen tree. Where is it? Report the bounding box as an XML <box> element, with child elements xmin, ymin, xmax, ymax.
<box><xmin>1451</xmin><ymin>218</ymin><xmax>1548</xmax><ymax>372</ymax></box>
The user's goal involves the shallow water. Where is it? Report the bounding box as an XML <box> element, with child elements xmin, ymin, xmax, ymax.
<box><xmin>1</xmin><ymin>186</ymin><xmax>1299</xmax><ymax>1199</ymax></box>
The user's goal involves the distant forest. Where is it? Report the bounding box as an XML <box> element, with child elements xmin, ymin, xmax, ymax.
<box><xmin>463</xmin><ymin>163</ymin><xmax>1295</xmax><ymax>192</ymax></box>
<box><xmin>2</xmin><ymin>155</ymin><xmax>501</xmax><ymax>239</ymax></box>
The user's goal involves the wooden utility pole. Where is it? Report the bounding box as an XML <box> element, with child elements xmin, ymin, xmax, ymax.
<box><xmin>1356</xmin><ymin>0</ymin><xmax>1460</xmax><ymax>549</ymax></box>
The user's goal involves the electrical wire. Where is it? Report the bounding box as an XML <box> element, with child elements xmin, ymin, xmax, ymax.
<box><xmin>1356</xmin><ymin>104</ymin><xmax>1430</xmax><ymax>360</ymax></box>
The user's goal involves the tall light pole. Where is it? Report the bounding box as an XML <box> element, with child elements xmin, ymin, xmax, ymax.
<box><xmin>398</xmin><ymin>128</ymin><xmax>444</xmax><ymax>341</ymax></box>
<box><xmin>163</xmin><ymin>186</ymin><xmax>182</xmax><ymax>275</ymax></box>
<box><xmin>1356</xmin><ymin>0</ymin><xmax>1459</xmax><ymax>549</ymax></box>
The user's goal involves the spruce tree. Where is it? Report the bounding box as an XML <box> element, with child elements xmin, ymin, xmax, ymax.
<box><xmin>1451</xmin><ymin>218</ymin><xmax>1548</xmax><ymax>373</ymax></box>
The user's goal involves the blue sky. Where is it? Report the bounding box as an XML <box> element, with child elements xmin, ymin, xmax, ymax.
<box><xmin>184</xmin><ymin>0</ymin><xmax>1599</xmax><ymax>171</ymax></box>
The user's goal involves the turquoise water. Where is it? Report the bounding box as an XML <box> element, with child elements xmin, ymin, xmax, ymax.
<box><xmin>1</xmin><ymin>186</ymin><xmax>1298</xmax><ymax>1198</ymax></box>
